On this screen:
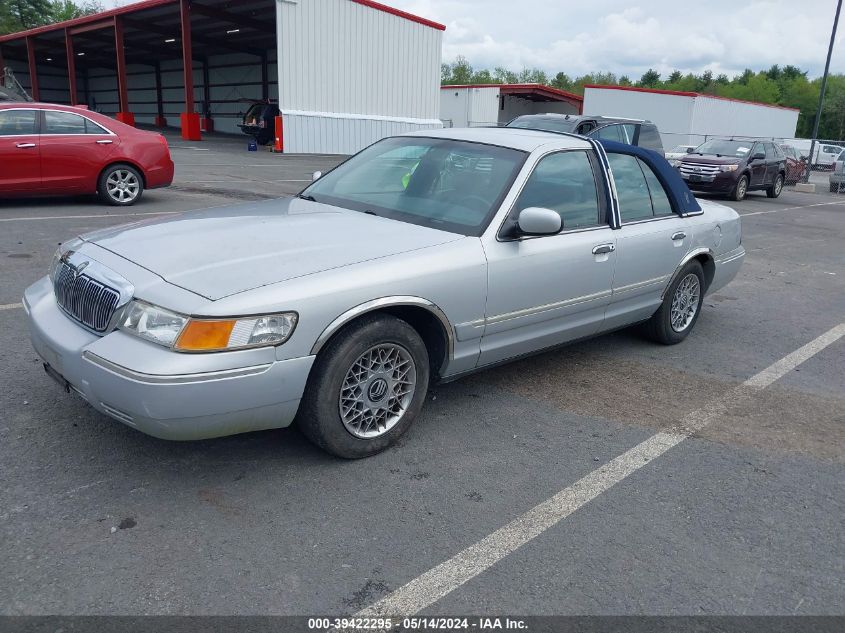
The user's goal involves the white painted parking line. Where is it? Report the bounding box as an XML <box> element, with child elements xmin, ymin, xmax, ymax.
<box><xmin>0</xmin><ymin>211</ymin><xmax>179</xmax><ymax>222</ymax></box>
<box><xmin>357</xmin><ymin>323</ymin><xmax>845</xmax><ymax>617</ymax></box>
<box><xmin>0</xmin><ymin>303</ymin><xmax>23</xmax><ymax>311</ymax></box>
<box><xmin>739</xmin><ymin>200</ymin><xmax>845</xmax><ymax>217</ymax></box>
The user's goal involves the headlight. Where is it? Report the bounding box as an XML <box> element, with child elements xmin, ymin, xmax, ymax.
<box><xmin>119</xmin><ymin>300</ymin><xmax>298</xmax><ymax>352</ymax></box>
<box><xmin>719</xmin><ymin>164</ymin><xmax>739</xmax><ymax>172</ymax></box>
<box><xmin>120</xmin><ymin>301</ymin><xmax>188</xmax><ymax>347</ymax></box>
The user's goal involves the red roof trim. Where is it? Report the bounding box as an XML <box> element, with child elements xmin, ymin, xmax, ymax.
<box><xmin>583</xmin><ymin>84</ymin><xmax>800</xmax><ymax>113</ymax></box>
<box><xmin>0</xmin><ymin>0</ymin><xmax>445</xmax><ymax>43</ymax></box>
<box><xmin>441</xmin><ymin>83</ymin><xmax>584</xmax><ymax>102</ymax></box>
<box><xmin>351</xmin><ymin>0</ymin><xmax>445</xmax><ymax>30</ymax></box>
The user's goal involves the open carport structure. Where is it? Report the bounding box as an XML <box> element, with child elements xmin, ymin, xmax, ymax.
<box><xmin>0</xmin><ymin>0</ymin><xmax>444</xmax><ymax>153</ymax></box>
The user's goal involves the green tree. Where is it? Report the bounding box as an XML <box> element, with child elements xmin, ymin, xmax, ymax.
<box><xmin>1</xmin><ymin>0</ymin><xmax>102</xmax><ymax>34</ymax></box>
<box><xmin>637</xmin><ymin>68</ymin><xmax>661</xmax><ymax>88</ymax></box>
<box><xmin>49</xmin><ymin>0</ymin><xmax>103</xmax><ymax>22</ymax></box>
<box><xmin>493</xmin><ymin>67</ymin><xmax>518</xmax><ymax>84</ymax></box>
<box><xmin>551</xmin><ymin>72</ymin><xmax>573</xmax><ymax>91</ymax></box>
<box><xmin>442</xmin><ymin>56</ymin><xmax>474</xmax><ymax>85</ymax></box>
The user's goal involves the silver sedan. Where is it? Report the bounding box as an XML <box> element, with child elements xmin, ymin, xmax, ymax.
<box><xmin>23</xmin><ymin>128</ymin><xmax>745</xmax><ymax>458</ymax></box>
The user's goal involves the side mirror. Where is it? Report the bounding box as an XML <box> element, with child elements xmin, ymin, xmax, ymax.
<box><xmin>751</xmin><ymin>152</ymin><xmax>766</xmax><ymax>161</ymax></box>
<box><xmin>686</xmin><ymin>147</ymin><xmax>695</xmax><ymax>153</ymax></box>
<box><xmin>517</xmin><ymin>207</ymin><xmax>562</xmax><ymax>236</ymax></box>
<box><xmin>312</xmin><ymin>171</ymin><xmax>322</xmax><ymax>181</ymax></box>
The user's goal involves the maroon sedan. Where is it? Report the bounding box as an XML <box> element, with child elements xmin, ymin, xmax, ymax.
<box><xmin>0</xmin><ymin>103</ymin><xmax>174</xmax><ymax>206</ymax></box>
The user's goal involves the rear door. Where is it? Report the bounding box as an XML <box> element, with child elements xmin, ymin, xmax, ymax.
<box><xmin>604</xmin><ymin>152</ymin><xmax>691</xmax><ymax>329</ymax></box>
<box><xmin>39</xmin><ymin>110</ymin><xmax>118</xmax><ymax>192</ymax></box>
<box><xmin>0</xmin><ymin>108</ymin><xmax>41</xmax><ymax>193</ymax></box>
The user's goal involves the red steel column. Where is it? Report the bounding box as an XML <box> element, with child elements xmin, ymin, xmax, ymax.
<box><xmin>179</xmin><ymin>0</ymin><xmax>201</xmax><ymax>140</ymax></box>
<box><xmin>26</xmin><ymin>37</ymin><xmax>40</xmax><ymax>101</ymax></box>
<box><xmin>114</xmin><ymin>16</ymin><xmax>134</xmax><ymax>125</ymax></box>
<box><xmin>65</xmin><ymin>29</ymin><xmax>78</xmax><ymax>106</ymax></box>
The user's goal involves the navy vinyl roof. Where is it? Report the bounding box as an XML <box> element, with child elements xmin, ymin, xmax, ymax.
<box><xmin>599</xmin><ymin>139</ymin><xmax>702</xmax><ymax>214</ymax></box>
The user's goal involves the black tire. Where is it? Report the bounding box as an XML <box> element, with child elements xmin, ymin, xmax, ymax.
<box><xmin>831</xmin><ymin>183</ymin><xmax>839</xmax><ymax>193</ymax></box>
<box><xmin>298</xmin><ymin>314</ymin><xmax>430</xmax><ymax>459</ymax></box>
<box><xmin>766</xmin><ymin>173</ymin><xmax>784</xmax><ymax>198</ymax></box>
<box><xmin>97</xmin><ymin>163</ymin><xmax>144</xmax><ymax>206</ymax></box>
<box><xmin>731</xmin><ymin>175</ymin><xmax>748</xmax><ymax>201</ymax></box>
<box><xmin>642</xmin><ymin>260</ymin><xmax>705</xmax><ymax>345</ymax></box>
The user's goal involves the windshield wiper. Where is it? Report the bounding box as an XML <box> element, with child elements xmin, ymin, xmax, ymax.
<box><xmin>363</xmin><ymin>210</ymin><xmax>378</xmax><ymax>216</ymax></box>
<box><xmin>297</xmin><ymin>194</ymin><xmax>317</xmax><ymax>202</ymax></box>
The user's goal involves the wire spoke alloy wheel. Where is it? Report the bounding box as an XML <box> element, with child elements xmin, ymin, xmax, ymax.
<box><xmin>106</xmin><ymin>170</ymin><xmax>140</xmax><ymax>203</ymax></box>
<box><xmin>670</xmin><ymin>273</ymin><xmax>701</xmax><ymax>333</ymax></box>
<box><xmin>339</xmin><ymin>343</ymin><xmax>417</xmax><ymax>439</ymax></box>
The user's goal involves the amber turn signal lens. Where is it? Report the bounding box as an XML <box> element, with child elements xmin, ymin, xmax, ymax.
<box><xmin>175</xmin><ymin>319</ymin><xmax>236</xmax><ymax>351</ymax></box>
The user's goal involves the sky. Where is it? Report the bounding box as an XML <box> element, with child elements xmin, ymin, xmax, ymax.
<box><xmin>106</xmin><ymin>0</ymin><xmax>845</xmax><ymax>79</ymax></box>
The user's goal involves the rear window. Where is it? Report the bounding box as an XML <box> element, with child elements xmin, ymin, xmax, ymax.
<box><xmin>507</xmin><ymin>116</ymin><xmax>577</xmax><ymax>134</ymax></box>
<box><xmin>0</xmin><ymin>109</ymin><xmax>37</xmax><ymax>135</ymax></box>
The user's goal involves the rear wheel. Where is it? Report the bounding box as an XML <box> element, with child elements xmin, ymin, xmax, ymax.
<box><xmin>831</xmin><ymin>183</ymin><xmax>840</xmax><ymax>193</ymax></box>
<box><xmin>731</xmin><ymin>175</ymin><xmax>748</xmax><ymax>201</ymax></box>
<box><xmin>98</xmin><ymin>164</ymin><xmax>143</xmax><ymax>206</ymax></box>
<box><xmin>642</xmin><ymin>260</ymin><xmax>705</xmax><ymax>345</ymax></box>
<box><xmin>766</xmin><ymin>173</ymin><xmax>784</xmax><ymax>198</ymax></box>
<box><xmin>298</xmin><ymin>314</ymin><xmax>430</xmax><ymax>459</ymax></box>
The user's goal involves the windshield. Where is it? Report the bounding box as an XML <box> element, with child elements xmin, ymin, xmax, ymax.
<box><xmin>692</xmin><ymin>139</ymin><xmax>752</xmax><ymax>158</ymax></box>
<box><xmin>300</xmin><ymin>136</ymin><xmax>527</xmax><ymax>236</ymax></box>
<box><xmin>507</xmin><ymin>116</ymin><xmax>577</xmax><ymax>134</ymax></box>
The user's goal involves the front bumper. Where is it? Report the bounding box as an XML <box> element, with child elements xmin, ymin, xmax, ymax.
<box><xmin>681</xmin><ymin>172</ymin><xmax>738</xmax><ymax>193</ymax></box>
<box><xmin>23</xmin><ymin>277</ymin><xmax>314</xmax><ymax>441</ymax></box>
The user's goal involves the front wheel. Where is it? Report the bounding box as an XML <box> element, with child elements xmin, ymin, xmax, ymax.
<box><xmin>731</xmin><ymin>175</ymin><xmax>748</xmax><ymax>201</ymax></box>
<box><xmin>98</xmin><ymin>164</ymin><xmax>144</xmax><ymax>206</ymax></box>
<box><xmin>766</xmin><ymin>174</ymin><xmax>784</xmax><ymax>198</ymax></box>
<box><xmin>642</xmin><ymin>260</ymin><xmax>705</xmax><ymax>345</ymax></box>
<box><xmin>298</xmin><ymin>314</ymin><xmax>430</xmax><ymax>458</ymax></box>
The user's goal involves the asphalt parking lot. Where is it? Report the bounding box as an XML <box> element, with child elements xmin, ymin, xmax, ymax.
<box><xmin>1</xmin><ymin>139</ymin><xmax>843</xmax><ymax>621</ymax></box>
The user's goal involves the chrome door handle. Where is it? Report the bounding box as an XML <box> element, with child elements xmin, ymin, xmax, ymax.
<box><xmin>16</xmin><ymin>143</ymin><xmax>36</xmax><ymax>149</ymax></box>
<box><xmin>592</xmin><ymin>243</ymin><xmax>615</xmax><ymax>255</ymax></box>
<box><xmin>671</xmin><ymin>231</ymin><xmax>686</xmax><ymax>241</ymax></box>
<box><xmin>96</xmin><ymin>139</ymin><xmax>114</xmax><ymax>144</ymax></box>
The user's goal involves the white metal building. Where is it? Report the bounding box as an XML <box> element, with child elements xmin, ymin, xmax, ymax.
<box><xmin>0</xmin><ymin>0</ymin><xmax>445</xmax><ymax>154</ymax></box>
<box><xmin>583</xmin><ymin>85</ymin><xmax>800</xmax><ymax>150</ymax></box>
<box><xmin>440</xmin><ymin>84</ymin><xmax>583</xmax><ymax>128</ymax></box>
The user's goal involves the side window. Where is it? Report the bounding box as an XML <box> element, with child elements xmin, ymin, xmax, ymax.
<box><xmin>637</xmin><ymin>125</ymin><xmax>664</xmax><ymax>154</ymax></box>
<box><xmin>44</xmin><ymin>111</ymin><xmax>87</xmax><ymax>135</ymax></box>
<box><xmin>764</xmin><ymin>143</ymin><xmax>777</xmax><ymax>159</ymax></box>
<box><xmin>594</xmin><ymin>124</ymin><xmax>623</xmax><ymax>143</ymax></box>
<box><xmin>85</xmin><ymin>118</ymin><xmax>109</xmax><ymax>135</ymax></box>
<box><xmin>639</xmin><ymin>160</ymin><xmax>674</xmax><ymax>216</ymax></box>
<box><xmin>607</xmin><ymin>153</ymin><xmax>653</xmax><ymax>222</ymax></box>
<box><xmin>0</xmin><ymin>110</ymin><xmax>38</xmax><ymax>136</ymax></box>
<box><xmin>514</xmin><ymin>150</ymin><xmax>602</xmax><ymax>230</ymax></box>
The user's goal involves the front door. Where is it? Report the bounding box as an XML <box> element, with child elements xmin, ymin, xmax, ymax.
<box><xmin>0</xmin><ymin>108</ymin><xmax>41</xmax><ymax>193</ymax></box>
<box><xmin>748</xmin><ymin>142</ymin><xmax>768</xmax><ymax>187</ymax></box>
<box><xmin>479</xmin><ymin>149</ymin><xmax>616</xmax><ymax>366</ymax></box>
<box><xmin>602</xmin><ymin>152</ymin><xmax>691</xmax><ymax>330</ymax></box>
<box><xmin>39</xmin><ymin>110</ymin><xmax>118</xmax><ymax>192</ymax></box>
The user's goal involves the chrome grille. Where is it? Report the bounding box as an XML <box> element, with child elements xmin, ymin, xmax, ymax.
<box><xmin>54</xmin><ymin>261</ymin><xmax>120</xmax><ymax>332</ymax></box>
<box><xmin>679</xmin><ymin>162</ymin><xmax>721</xmax><ymax>177</ymax></box>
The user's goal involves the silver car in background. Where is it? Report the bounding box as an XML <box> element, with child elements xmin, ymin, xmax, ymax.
<box><xmin>24</xmin><ymin>128</ymin><xmax>745</xmax><ymax>458</ymax></box>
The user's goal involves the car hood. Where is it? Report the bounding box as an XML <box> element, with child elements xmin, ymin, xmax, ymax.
<box><xmin>82</xmin><ymin>197</ymin><xmax>463</xmax><ymax>300</ymax></box>
<box><xmin>681</xmin><ymin>155</ymin><xmax>743</xmax><ymax>166</ymax></box>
